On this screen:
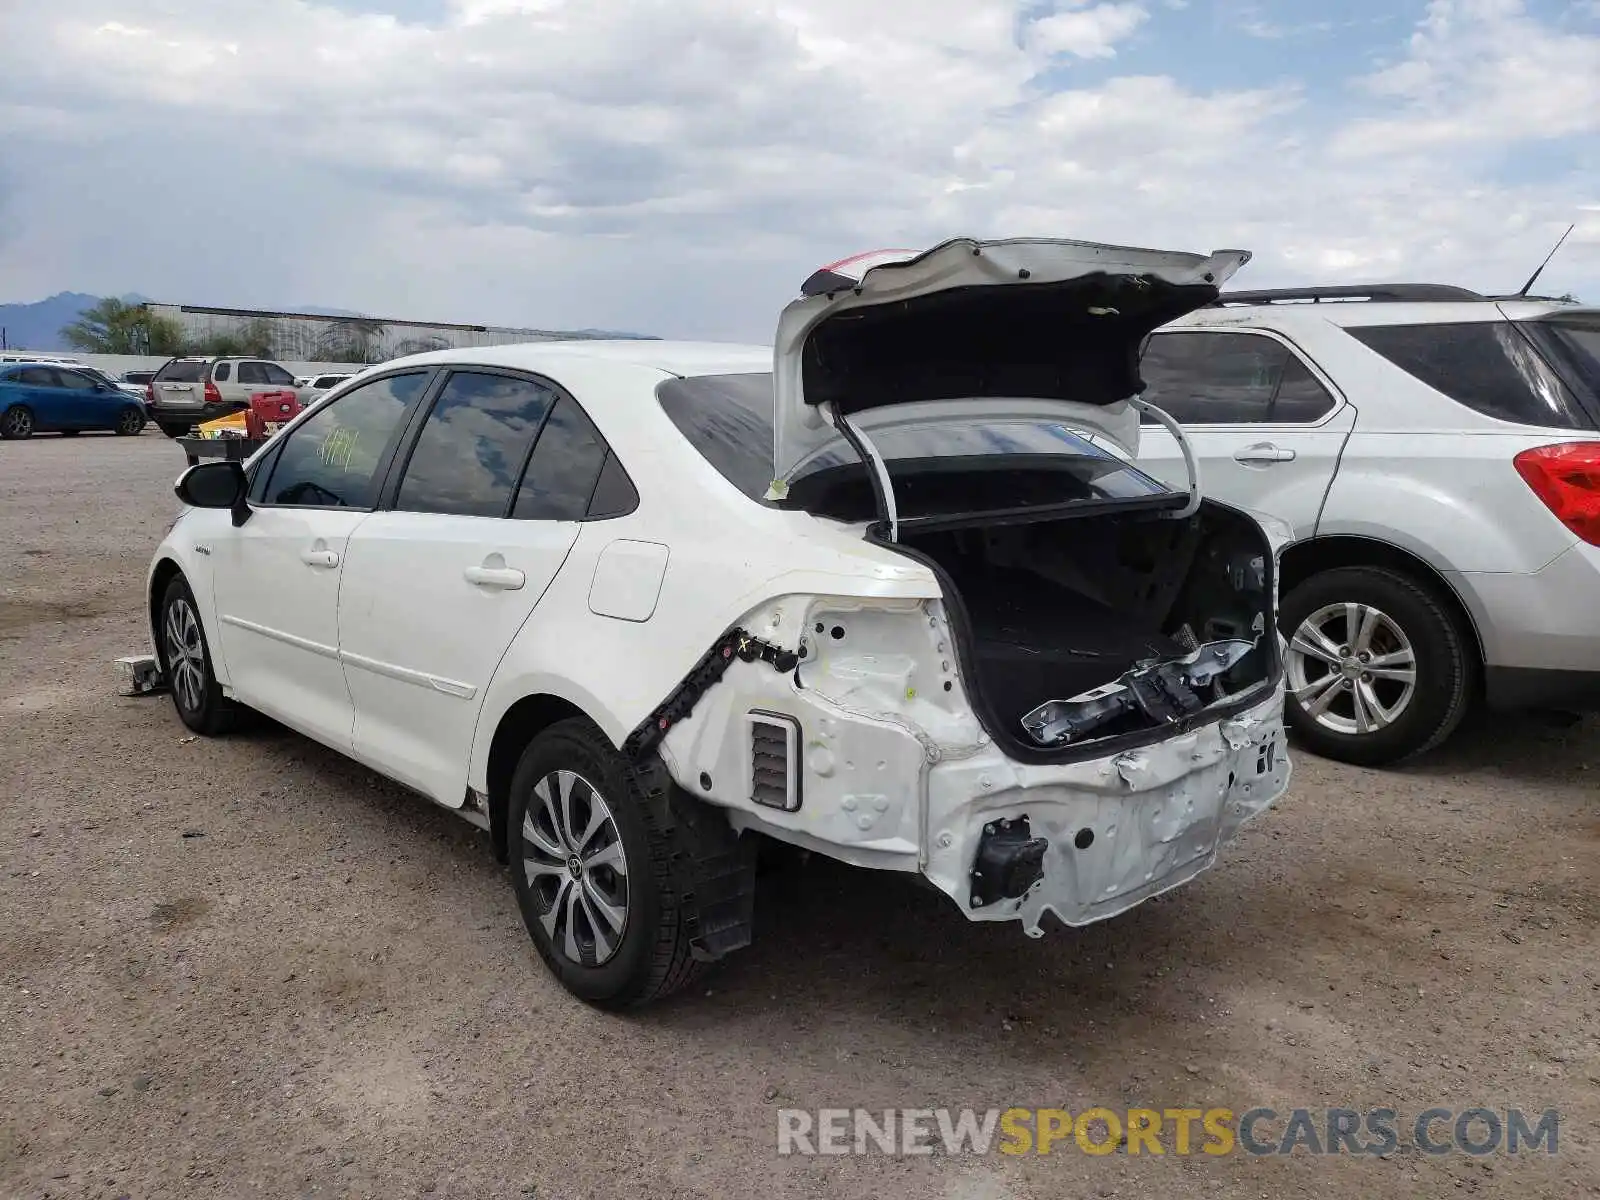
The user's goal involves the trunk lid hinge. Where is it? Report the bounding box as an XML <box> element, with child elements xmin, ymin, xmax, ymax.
<box><xmin>1129</xmin><ymin>397</ymin><xmax>1202</xmax><ymax>519</ymax></box>
<box><xmin>822</xmin><ymin>401</ymin><xmax>900</xmax><ymax>542</ymax></box>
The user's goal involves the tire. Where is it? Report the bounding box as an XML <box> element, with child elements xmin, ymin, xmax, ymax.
<box><xmin>507</xmin><ymin>719</ymin><xmax>708</xmax><ymax>1009</ymax></box>
<box><xmin>157</xmin><ymin>422</ymin><xmax>189</xmax><ymax>440</ymax></box>
<box><xmin>159</xmin><ymin>575</ymin><xmax>238</xmax><ymax>736</ymax></box>
<box><xmin>1280</xmin><ymin>566</ymin><xmax>1473</xmax><ymax>766</ymax></box>
<box><xmin>115</xmin><ymin>408</ymin><xmax>146</xmax><ymax>436</ymax></box>
<box><xmin>0</xmin><ymin>405</ymin><xmax>34</xmax><ymax>440</ymax></box>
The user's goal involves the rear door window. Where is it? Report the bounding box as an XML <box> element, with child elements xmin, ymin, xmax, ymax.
<box><xmin>1349</xmin><ymin>322</ymin><xmax>1591</xmax><ymax>428</ymax></box>
<box><xmin>260</xmin><ymin>372</ymin><xmax>429</xmax><ymax>508</ymax></box>
<box><xmin>394</xmin><ymin>371</ymin><xmax>555</xmax><ymax>518</ymax></box>
<box><xmin>1139</xmin><ymin>331</ymin><xmax>1333</xmax><ymax>423</ymax></box>
<box><xmin>213</xmin><ymin>362</ymin><xmax>232</xmax><ymax>382</ymax></box>
<box><xmin>512</xmin><ymin>396</ymin><xmax>612</xmax><ymax>521</ymax></box>
<box><xmin>16</xmin><ymin>367</ymin><xmax>59</xmax><ymax>386</ymax></box>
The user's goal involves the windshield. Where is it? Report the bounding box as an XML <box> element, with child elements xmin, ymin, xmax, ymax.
<box><xmin>657</xmin><ymin>371</ymin><xmax>1177</xmax><ymax>524</ymax></box>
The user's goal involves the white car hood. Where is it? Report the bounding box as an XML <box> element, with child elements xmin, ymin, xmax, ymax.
<box><xmin>771</xmin><ymin>237</ymin><xmax>1251</xmax><ymax>486</ymax></box>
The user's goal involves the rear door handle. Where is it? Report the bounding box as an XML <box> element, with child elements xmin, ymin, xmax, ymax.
<box><xmin>301</xmin><ymin>549</ymin><xmax>339</xmax><ymax>568</ymax></box>
<box><xmin>464</xmin><ymin>565</ymin><xmax>526</xmax><ymax>591</ymax></box>
<box><xmin>1233</xmin><ymin>443</ymin><xmax>1297</xmax><ymax>464</ymax></box>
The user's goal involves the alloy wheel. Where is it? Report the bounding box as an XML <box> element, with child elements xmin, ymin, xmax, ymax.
<box><xmin>1286</xmin><ymin>601</ymin><xmax>1418</xmax><ymax>736</ymax></box>
<box><xmin>521</xmin><ymin>769</ymin><xmax>630</xmax><ymax>966</ymax></box>
<box><xmin>1</xmin><ymin>408</ymin><xmax>32</xmax><ymax>438</ymax></box>
<box><xmin>164</xmin><ymin>598</ymin><xmax>207</xmax><ymax>715</ymax></box>
<box><xmin>118</xmin><ymin>409</ymin><xmax>145</xmax><ymax>435</ymax></box>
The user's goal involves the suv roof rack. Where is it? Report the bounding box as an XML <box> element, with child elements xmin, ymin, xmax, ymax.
<box><xmin>1213</xmin><ymin>284</ymin><xmax>1486</xmax><ymax>306</ymax></box>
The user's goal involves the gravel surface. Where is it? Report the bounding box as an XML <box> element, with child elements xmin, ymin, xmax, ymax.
<box><xmin>1</xmin><ymin>430</ymin><xmax>1596</xmax><ymax>1200</ymax></box>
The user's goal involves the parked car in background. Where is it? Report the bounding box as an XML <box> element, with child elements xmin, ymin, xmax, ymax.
<box><xmin>122</xmin><ymin>369</ymin><xmax>157</xmax><ymax>387</ymax></box>
<box><xmin>1132</xmin><ymin>284</ymin><xmax>1600</xmax><ymax>765</ymax></box>
<box><xmin>74</xmin><ymin>365</ymin><xmax>150</xmax><ymax>399</ymax></box>
<box><xmin>0</xmin><ymin>363</ymin><xmax>148</xmax><ymax>438</ymax></box>
<box><xmin>301</xmin><ymin>372</ymin><xmax>354</xmax><ymax>403</ymax></box>
<box><xmin>146</xmin><ymin>237</ymin><xmax>1291</xmax><ymax>1008</ymax></box>
<box><xmin>145</xmin><ymin>356</ymin><xmax>305</xmax><ymax>438</ymax></box>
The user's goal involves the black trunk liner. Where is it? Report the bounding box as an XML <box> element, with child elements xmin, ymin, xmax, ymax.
<box><xmin>958</xmin><ymin>566</ymin><xmax>1182</xmax><ymax>726</ymax></box>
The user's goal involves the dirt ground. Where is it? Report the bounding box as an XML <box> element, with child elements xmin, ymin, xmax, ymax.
<box><xmin>1</xmin><ymin>430</ymin><xmax>1596</xmax><ymax>1200</ymax></box>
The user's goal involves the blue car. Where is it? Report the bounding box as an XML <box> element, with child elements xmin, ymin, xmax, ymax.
<box><xmin>0</xmin><ymin>363</ymin><xmax>148</xmax><ymax>439</ymax></box>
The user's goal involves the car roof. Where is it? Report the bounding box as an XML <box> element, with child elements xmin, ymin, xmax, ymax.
<box><xmin>381</xmin><ymin>339</ymin><xmax>772</xmax><ymax>379</ymax></box>
<box><xmin>1169</xmin><ymin>295</ymin><xmax>1594</xmax><ymax>331</ymax></box>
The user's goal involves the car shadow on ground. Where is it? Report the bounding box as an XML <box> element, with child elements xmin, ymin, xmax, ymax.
<box><xmin>1373</xmin><ymin>708</ymin><xmax>1598</xmax><ymax>782</ymax></box>
<box><xmin>225</xmin><ymin>703</ymin><xmax>1590</xmax><ymax>1080</ymax></box>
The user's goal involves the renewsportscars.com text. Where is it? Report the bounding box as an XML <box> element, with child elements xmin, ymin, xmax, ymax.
<box><xmin>777</xmin><ymin>1107</ymin><xmax>1560</xmax><ymax>1157</ymax></box>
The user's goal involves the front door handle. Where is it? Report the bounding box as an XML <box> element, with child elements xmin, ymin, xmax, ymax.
<box><xmin>1233</xmin><ymin>443</ymin><xmax>1297</xmax><ymax>464</ymax></box>
<box><xmin>464</xmin><ymin>565</ymin><xmax>526</xmax><ymax>591</ymax></box>
<box><xmin>301</xmin><ymin>549</ymin><xmax>339</xmax><ymax>568</ymax></box>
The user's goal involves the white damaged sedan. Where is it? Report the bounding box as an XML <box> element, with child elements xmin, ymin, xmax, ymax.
<box><xmin>147</xmin><ymin>237</ymin><xmax>1292</xmax><ymax>1008</ymax></box>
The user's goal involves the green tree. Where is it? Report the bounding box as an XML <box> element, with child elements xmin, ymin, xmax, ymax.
<box><xmin>60</xmin><ymin>299</ymin><xmax>189</xmax><ymax>355</ymax></box>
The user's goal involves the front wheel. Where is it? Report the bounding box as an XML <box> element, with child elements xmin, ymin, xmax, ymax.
<box><xmin>1280</xmin><ymin>566</ymin><xmax>1473</xmax><ymax>766</ymax></box>
<box><xmin>159</xmin><ymin>576</ymin><xmax>238</xmax><ymax>736</ymax></box>
<box><xmin>115</xmin><ymin>407</ymin><xmax>146</xmax><ymax>436</ymax></box>
<box><xmin>0</xmin><ymin>405</ymin><xmax>34</xmax><ymax>440</ymax></box>
<box><xmin>507</xmin><ymin>719</ymin><xmax>708</xmax><ymax>1009</ymax></box>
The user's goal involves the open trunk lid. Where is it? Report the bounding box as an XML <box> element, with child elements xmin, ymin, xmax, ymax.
<box><xmin>770</xmin><ymin>237</ymin><xmax>1251</xmax><ymax>533</ymax></box>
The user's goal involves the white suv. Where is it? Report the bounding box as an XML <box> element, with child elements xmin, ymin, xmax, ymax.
<box><xmin>1132</xmin><ymin>284</ymin><xmax>1600</xmax><ymax>765</ymax></box>
<box><xmin>147</xmin><ymin>356</ymin><xmax>305</xmax><ymax>437</ymax></box>
<box><xmin>144</xmin><ymin>237</ymin><xmax>1292</xmax><ymax>1008</ymax></box>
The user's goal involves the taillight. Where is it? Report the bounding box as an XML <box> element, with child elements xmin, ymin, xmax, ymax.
<box><xmin>145</xmin><ymin>383</ymin><xmax>155</xmax><ymax>405</ymax></box>
<box><xmin>204</xmin><ymin>379</ymin><xmax>222</xmax><ymax>405</ymax></box>
<box><xmin>1513</xmin><ymin>442</ymin><xmax>1600</xmax><ymax>546</ymax></box>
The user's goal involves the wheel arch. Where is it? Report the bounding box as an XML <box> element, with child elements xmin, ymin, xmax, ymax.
<box><xmin>483</xmin><ymin>693</ymin><xmax>595</xmax><ymax>864</ymax></box>
<box><xmin>1278</xmin><ymin>534</ymin><xmax>1485</xmax><ymax>667</ymax></box>
<box><xmin>148</xmin><ymin>556</ymin><xmax>186</xmax><ymax>652</ymax></box>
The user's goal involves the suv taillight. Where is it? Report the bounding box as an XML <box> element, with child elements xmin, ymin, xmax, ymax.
<box><xmin>145</xmin><ymin>383</ymin><xmax>155</xmax><ymax>405</ymax></box>
<box><xmin>204</xmin><ymin>378</ymin><xmax>222</xmax><ymax>405</ymax></box>
<box><xmin>1513</xmin><ymin>442</ymin><xmax>1600</xmax><ymax>547</ymax></box>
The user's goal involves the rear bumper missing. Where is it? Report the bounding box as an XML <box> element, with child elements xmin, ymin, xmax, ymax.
<box><xmin>922</xmin><ymin>687</ymin><xmax>1289</xmax><ymax>935</ymax></box>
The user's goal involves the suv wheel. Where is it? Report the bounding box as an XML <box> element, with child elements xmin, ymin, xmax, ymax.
<box><xmin>1280</xmin><ymin>566</ymin><xmax>1472</xmax><ymax>766</ymax></box>
<box><xmin>0</xmin><ymin>404</ymin><xmax>34</xmax><ymax>439</ymax></box>
<box><xmin>157</xmin><ymin>422</ymin><xmax>190</xmax><ymax>440</ymax></box>
<box><xmin>507</xmin><ymin>719</ymin><xmax>708</xmax><ymax>1009</ymax></box>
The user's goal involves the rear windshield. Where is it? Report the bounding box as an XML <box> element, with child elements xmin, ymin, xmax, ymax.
<box><xmin>657</xmin><ymin>372</ymin><xmax>1176</xmax><ymax>523</ymax></box>
<box><xmin>154</xmin><ymin>360</ymin><xmax>208</xmax><ymax>383</ymax></box>
<box><xmin>1522</xmin><ymin>317</ymin><xmax>1600</xmax><ymax>416</ymax></box>
<box><xmin>1348</xmin><ymin>321</ymin><xmax>1594</xmax><ymax>429</ymax></box>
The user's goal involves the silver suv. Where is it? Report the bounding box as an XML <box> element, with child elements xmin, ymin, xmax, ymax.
<box><xmin>147</xmin><ymin>356</ymin><xmax>304</xmax><ymax>438</ymax></box>
<box><xmin>1132</xmin><ymin>284</ymin><xmax>1600</xmax><ymax>765</ymax></box>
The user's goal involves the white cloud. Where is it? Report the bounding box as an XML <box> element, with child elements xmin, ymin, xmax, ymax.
<box><xmin>1027</xmin><ymin>3</ymin><xmax>1149</xmax><ymax>59</ymax></box>
<box><xmin>0</xmin><ymin>0</ymin><xmax>1594</xmax><ymax>341</ymax></box>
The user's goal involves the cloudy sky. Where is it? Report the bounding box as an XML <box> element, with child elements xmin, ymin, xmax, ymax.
<box><xmin>1</xmin><ymin>0</ymin><xmax>1596</xmax><ymax>340</ymax></box>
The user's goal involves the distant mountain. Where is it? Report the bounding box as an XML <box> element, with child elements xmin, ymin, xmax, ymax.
<box><xmin>0</xmin><ymin>292</ymin><xmax>656</xmax><ymax>351</ymax></box>
<box><xmin>0</xmin><ymin>292</ymin><xmax>149</xmax><ymax>352</ymax></box>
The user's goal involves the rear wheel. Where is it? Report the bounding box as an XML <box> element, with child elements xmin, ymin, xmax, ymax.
<box><xmin>1281</xmin><ymin>566</ymin><xmax>1472</xmax><ymax>766</ymax></box>
<box><xmin>0</xmin><ymin>405</ymin><xmax>34</xmax><ymax>440</ymax></box>
<box><xmin>507</xmin><ymin>719</ymin><xmax>707</xmax><ymax>1009</ymax></box>
<box><xmin>159</xmin><ymin>575</ymin><xmax>238</xmax><ymax>736</ymax></box>
<box><xmin>115</xmin><ymin>407</ymin><xmax>146</xmax><ymax>436</ymax></box>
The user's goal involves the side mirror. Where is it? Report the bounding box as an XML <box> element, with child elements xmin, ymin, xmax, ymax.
<box><xmin>175</xmin><ymin>461</ymin><xmax>252</xmax><ymax>526</ymax></box>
